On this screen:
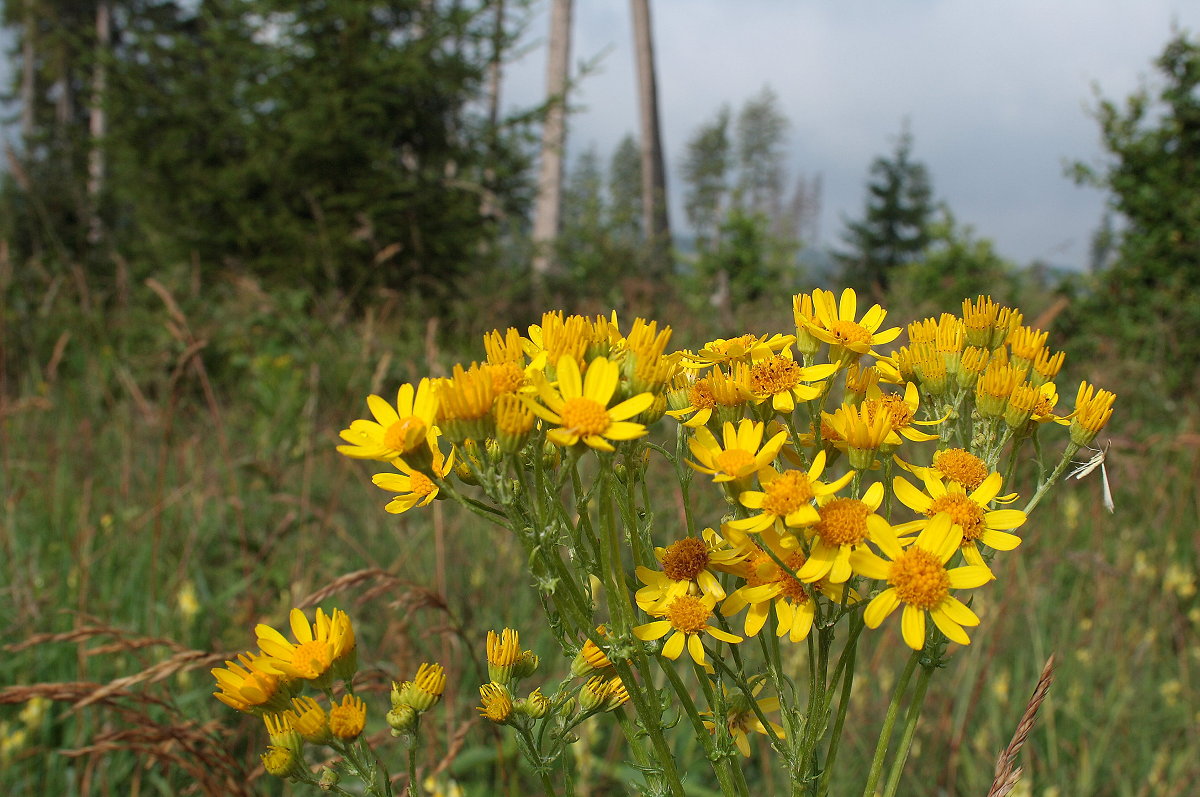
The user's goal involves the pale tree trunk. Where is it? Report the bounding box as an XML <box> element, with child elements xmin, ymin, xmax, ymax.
<box><xmin>20</xmin><ymin>0</ymin><xmax>36</xmax><ymax>143</ymax></box>
<box><xmin>87</xmin><ymin>0</ymin><xmax>111</xmax><ymax>245</ymax></box>
<box><xmin>530</xmin><ymin>0</ymin><xmax>572</xmax><ymax>286</ymax></box>
<box><xmin>630</xmin><ymin>0</ymin><xmax>671</xmax><ymax>277</ymax></box>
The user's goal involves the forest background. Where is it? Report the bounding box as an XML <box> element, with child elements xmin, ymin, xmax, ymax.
<box><xmin>1</xmin><ymin>1</ymin><xmax>1198</xmax><ymax>794</ymax></box>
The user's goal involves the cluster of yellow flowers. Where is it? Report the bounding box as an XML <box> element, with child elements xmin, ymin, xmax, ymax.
<box><xmin>337</xmin><ymin>290</ymin><xmax>1114</xmax><ymax>661</ymax></box>
<box><xmin>212</xmin><ymin>606</ymin><xmax>445</xmax><ymax>786</ymax></box>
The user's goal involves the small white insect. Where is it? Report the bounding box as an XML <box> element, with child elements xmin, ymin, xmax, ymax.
<box><xmin>1066</xmin><ymin>441</ymin><xmax>1114</xmax><ymax>513</ymax></box>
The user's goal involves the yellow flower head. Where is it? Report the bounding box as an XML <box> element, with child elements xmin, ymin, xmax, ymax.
<box><xmin>804</xmin><ymin>287</ymin><xmax>901</xmax><ymax>363</ymax></box>
<box><xmin>1069</xmin><ymin>381</ymin><xmax>1116</xmax><ymax>446</ymax></box>
<box><xmin>572</xmin><ymin>626</ymin><xmax>615</xmax><ymax>676</ymax></box>
<box><xmin>264</xmin><ymin>711</ymin><xmax>302</xmax><ymax>753</ymax></box>
<box><xmin>961</xmin><ymin>295</ymin><xmax>1000</xmax><ymax>348</ymax></box>
<box><xmin>487</xmin><ymin>628</ymin><xmax>522</xmax><ymax>685</ymax></box>
<box><xmin>850</xmin><ymin>513</ymin><xmax>992</xmax><ymax>650</ymax></box>
<box><xmin>371</xmin><ymin>440</ymin><xmax>454</xmax><ymax>515</ymax></box>
<box><xmin>798</xmin><ymin>482</ymin><xmax>890</xmax><ymax>584</ymax></box>
<box><xmin>477</xmin><ymin>683</ymin><xmax>513</xmax><ymax>723</ymax></box>
<box><xmin>527</xmin><ymin>312</ymin><xmax>590</xmax><ymax>372</ymax></box>
<box><xmin>212</xmin><ymin>651</ymin><xmax>291</xmax><ymax>715</ymax></box>
<box><xmin>633</xmin><ymin>592</ymin><xmax>742</xmax><ymax>667</ymax></box>
<box><xmin>393</xmin><ymin>662</ymin><xmax>447</xmax><ymax>713</ymax></box>
<box><xmin>527</xmin><ymin>355</ymin><xmax>653</xmax><ymax>452</ymax></box>
<box><xmin>686</xmin><ymin>419</ymin><xmax>788</xmax><ymax>488</ymax></box>
<box><xmin>634</xmin><ymin>529</ymin><xmax>749</xmax><ymax>611</ymax></box>
<box><xmin>701</xmin><ymin>679</ymin><xmax>785</xmax><ymax>757</ymax></box>
<box><xmin>679</xmin><ymin>333</ymin><xmax>794</xmax><ymax>371</ymax></box>
<box><xmin>792</xmin><ymin>292</ymin><xmax>823</xmax><ymax>355</ymax></box>
<box><xmin>822</xmin><ymin>402</ymin><xmax>895</xmax><ymax>468</ymax></box>
<box><xmin>747</xmin><ymin>347</ymin><xmax>839</xmax><ymax>414</ymax></box>
<box><xmin>436</xmin><ymin>363</ymin><xmax>496</xmax><ymax>443</ymax></box>
<box><xmin>893</xmin><ymin>472</ymin><xmax>1026</xmax><ymax>569</ymax></box>
<box><xmin>1030</xmin><ymin>347</ymin><xmax>1066</xmax><ymax>385</ymax></box>
<box><xmin>863</xmin><ymin>383</ymin><xmax>942</xmax><ymax>444</ymax></box>
<box><xmin>261</xmin><ymin>744</ymin><xmax>305</xmax><ymax>780</ymax></box>
<box><xmin>286</xmin><ymin>696</ymin><xmax>331</xmax><ymax>744</ymax></box>
<box><xmin>726</xmin><ymin>451</ymin><xmax>854</xmax><ymax>538</ymax></box>
<box><xmin>337</xmin><ymin>379</ymin><xmax>439</xmax><ymax>465</ymax></box>
<box><xmin>256</xmin><ymin>608</ymin><xmax>357</xmax><ymax>687</ymax></box>
<box><xmin>329</xmin><ymin>694</ymin><xmax>366</xmax><ymax>740</ymax></box>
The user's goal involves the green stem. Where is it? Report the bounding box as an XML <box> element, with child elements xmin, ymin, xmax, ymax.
<box><xmin>861</xmin><ymin>650</ymin><xmax>920</xmax><ymax>797</ymax></box>
<box><xmin>1023</xmin><ymin>441</ymin><xmax>1081</xmax><ymax>515</ymax></box>
<box><xmin>881</xmin><ymin>663</ymin><xmax>935</xmax><ymax>797</ymax></box>
<box><xmin>816</xmin><ymin>616</ymin><xmax>865</xmax><ymax>797</ymax></box>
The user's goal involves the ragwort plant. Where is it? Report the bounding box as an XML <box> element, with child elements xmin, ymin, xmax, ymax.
<box><xmin>213</xmin><ymin>289</ymin><xmax>1116</xmax><ymax>796</ymax></box>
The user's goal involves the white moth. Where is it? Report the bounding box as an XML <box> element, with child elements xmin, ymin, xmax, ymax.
<box><xmin>1066</xmin><ymin>441</ymin><xmax>1114</xmax><ymax>513</ymax></box>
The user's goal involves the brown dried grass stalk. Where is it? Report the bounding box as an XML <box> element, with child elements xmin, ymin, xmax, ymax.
<box><xmin>988</xmin><ymin>654</ymin><xmax>1057</xmax><ymax>797</ymax></box>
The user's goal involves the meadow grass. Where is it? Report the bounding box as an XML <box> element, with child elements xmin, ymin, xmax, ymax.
<box><xmin>1</xmin><ymin>265</ymin><xmax>1197</xmax><ymax>795</ymax></box>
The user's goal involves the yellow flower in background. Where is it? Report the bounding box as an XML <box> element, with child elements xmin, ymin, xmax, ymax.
<box><xmin>747</xmin><ymin>347</ymin><xmax>838</xmax><ymax>414</ymax></box>
<box><xmin>701</xmin><ymin>678</ymin><xmax>786</xmax><ymax>757</ymax></box>
<box><xmin>527</xmin><ymin>355</ymin><xmax>654</xmax><ymax>452</ymax></box>
<box><xmin>686</xmin><ymin>419</ymin><xmax>788</xmax><ymax>485</ymax></box>
<box><xmin>850</xmin><ymin>513</ymin><xmax>992</xmax><ymax>650</ymax></box>
<box><xmin>864</xmin><ymin>382</ymin><xmax>942</xmax><ymax>444</ymax></box>
<box><xmin>256</xmin><ymin>608</ymin><xmax>356</xmax><ymax>686</ymax></box>
<box><xmin>337</xmin><ymin>379</ymin><xmax>439</xmax><ymax>463</ymax></box>
<box><xmin>726</xmin><ymin>451</ymin><xmax>853</xmax><ymax>537</ymax></box>
<box><xmin>436</xmin><ymin>363</ymin><xmax>496</xmax><ymax>443</ymax></box>
<box><xmin>798</xmin><ymin>482</ymin><xmax>890</xmax><ymax>584</ymax></box>
<box><xmin>633</xmin><ymin>592</ymin><xmax>742</xmax><ymax>666</ymax></box>
<box><xmin>893</xmin><ymin>472</ymin><xmax>1026</xmax><ymax>569</ymax></box>
<box><xmin>526</xmin><ymin>311</ymin><xmax>590</xmax><ymax>371</ymax></box>
<box><xmin>212</xmin><ymin>651</ymin><xmax>291</xmax><ymax>714</ymax></box>
<box><xmin>286</xmin><ymin>696</ymin><xmax>331</xmax><ymax>744</ymax></box>
<box><xmin>371</xmin><ymin>440</ymin><xmax>454</xmax><ymax>514</ymax></box>
<box><xmin>803</xmin><ymin>287</ymin><xmax>901</xmax><ymax>361</ymax></box>
<box><xmin>487</xmin><ymin>628</ymin><xmax>522</xmax><ymax>685</ymax></box>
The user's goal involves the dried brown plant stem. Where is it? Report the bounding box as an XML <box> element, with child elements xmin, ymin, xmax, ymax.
<box><xmin>988</xmin><ymin>654</ymin><xmax>1057</xmax><ymax>797</ymax></box>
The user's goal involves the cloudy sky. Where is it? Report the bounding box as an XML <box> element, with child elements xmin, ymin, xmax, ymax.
<box><xmin>502</xmin><ymin>1</ymin><xmax>1200</xmax><ymax>269</ymax></box>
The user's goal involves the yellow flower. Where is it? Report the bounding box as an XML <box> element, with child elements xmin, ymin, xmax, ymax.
<box><xmin>1069</xmin><ymin>381</ymin><xmax>1116</xmax><ymax>446</ymax></box>
<box><xmin>212</xmin><ymin>651</ymin><xmax>291</xmax><ymax>715</ymax></box>
<box><xmin>393</xmin><ymin>662</ymin><xmax>447</xmax><ymax>712</ymax></box>
<box><xmin>893</xmin><ymin>472</ymin><xmax>1026</xmax><ymax>569</ymax></box>
<box><xmin>803</xmin><ymin>287</ymin><xmax>901</xmax><ymax>362</ymax></box>
<box><xmin>863</xmin><ymin>382</ymin><xmax>942</xmax><ymax>444</ymax></box>
<box><xmin>572</xmin><ymin>626</ymin><xmax>615</xmax><ymax>676</ymax></box>
<box><xmin>850</xmin><ymin>513</ymin><xmax>992</xmax><ymax>650</ymax></box>
<box><xmin>797</xmin><ymin>482</ymin><xmax>890</xmax><ymax>584</ymax></box>
<box><xmin>371</xmin><ymin>440</ymin><xmax>454</xmax><ymax>514</ymax></box>
<box><xmin>436</xmin><ymin>363</ymin><xmax>496</xmax><ymax>443</ymax></box>
<box><xmin>329</xmin><ymin>694</ymin><xmax>366</xmax><ymax>740</ymax></box>
<box><xmin>897</xmin><ymin>448</ymin><xmax>989</xmax><ymax>491</ymax></box>
<box><xmin>686</xmin><ymin>419</ymin><xmax>788</xmax><ymax>486</ymax></box>
<box><xmin>526</xmin><ymin>311</ymin><xmax>590</xmax><ymax>372</ymax></box>
<box><xmin>701</xmin><ymin>678</ymin><xmax>786</xmax><ymax>757</ymax></box>
<box><xmin>634</xmin><ymin>529</ymin><xmax>749</xmax><ymax>611</ymax></box>
<box><xmin>256</xmin><ymin>608</ymin><xmax>357</xmax><ymax>686</ymax></box>
<box><xmin>286</xmin><ymin>696</ymin><xmax>331</xmax><ymax>744</ymax></box>
<box><xmin>822</xmin><ymin>402</ymin><xmax>895</xmax><ymax>468</ymax></box>
<box><xmin>337</xmin><ymin>379</ymin><xmax>439</xmax><ymax>464</ymax></box>
<box><xmin>478</xmin><ymin>683</ymin><xmax>514</xmax><ymax>723</ymax></box>
<box><xmin>679</xmin><ymin>333</ymin><xmax>794</xmax><ymax>371</ymax></box>
<box><xmin>487</xmin><ymin>628</ymin><xmax>522</xmax><ymax>685</ymax></box>
<box><xmin>526</xmin><ymin>355</ymin><xmax>654</xmax><ymax>452</ymax></box>
<box><xmin>722</xmin><ymin>530</ymin><xmax>854</xmax><ymax>641</ymax></box>
<box><xmin>726</xmin><ymin>451</ymin><xmax>853</xmax><ymax>537</ymax></box>
<box><xmin>261</xmin><ymin>744</ymin><xmax>305</xmax><ymax>779</ymax></box>
<box><xmin>747</xmin><ymin>347</ymin><xmax>839</xmax><ymax>414</ymax></box>
<box><xmin>633</xmin><ymin>593</ymin><xmax>742</xmax><ymax>666</ymax></box>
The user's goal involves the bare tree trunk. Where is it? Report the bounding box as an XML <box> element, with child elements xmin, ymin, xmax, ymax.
<box><xmin>530</xmin><ymin>0</ymin><xmax>572</xmax><ymax>286</ymax></box>
<box><xmin>20</xmin><ymin>0</ymin><xmax>36</xmax><ymax>143</ymax></box>
<box><xmin>630</xmin><ymin>0</ymin><xmax>671</xmax><ymax>277</ymax></box>
<box><xmin>479</xmin><ymin>0</ymin><xmax>505</xmax><ymax>222</ymax></box>
<box><xmin>87</xmin><ymin>0</ymin><xmax>111</xmax><ymax>246</ymax></box>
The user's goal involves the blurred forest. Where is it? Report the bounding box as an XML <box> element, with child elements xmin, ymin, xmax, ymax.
<box><xmin>2</xmin><ymin>1</ymin><xmax>1199</xmax><ymax>794</ymax></box>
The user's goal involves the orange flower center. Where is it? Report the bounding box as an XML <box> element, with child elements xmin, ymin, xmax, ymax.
<box><xmin>665</xmin><ymin>595</ymin><xmax>711</xmax><ymax>634</ymax></box>
<box><xmin>933</xmin><ymin>449</ymin><xmax>987</xmax><ymax>490</ymax></box>
<box><xmin>489</xmin><ymin>362</ymin><xmax>526</xmax><ymax>395</ymax></box>
<box><xmin>745</xmin><ymin>552</ymin><xmax>810</xmax><ymax>603</ymax></box>
<box><xmin>688</xmin><ymin>379</ymin><xmax>716</xmax><ymax>410</ymax></box>
<box><xmin>828</xmin><ymin>319</ymin><xmax>872</xmax><ymax>347</ymax></box>
<box><xmin>814</xmin><ymin>498</ymin><xmax>871</xmax><ymax>547</ymax></box>
<box><xmin>889</xmin><ymin>547</ymin><xmax>951</xmax><ymax>609</ymax></box>
<box><xmin>383</xmin><ymin>416</ymin><xmax>427</xmax><ymax>454</ymax></box>
<box><xmin>662</xmin><ymin>537</ymin><xmax>711</xmax><ymax>581</ymax></box>
<box><xmin>560</xmin><ymin>396</ymin><xmax>611</xmax><ymax>436</ymax></box>
<box><xmin>291</xmin><ymin>640</ymin><xmax>334</xmax><ymax>680</ymax></box>
<box><xmin>750</xmin><ymin>356</ymin><xmax>801</xmax><ymax>396</ymax></box>
<box><xmin>927</xmin><ymin>494</ymin><xmax>986</xmax><ymax>541</ymax></box>
<box><xmin>760</xmin><ymin>471</ymin><xmax>816</xmax><ymax>517</ymax></box>
<box><xmin>870</xmin><ymin>394</ymin><xmax>913</xmax><ymax>428</ymax></box>
<box><xmin>409</xmin><ymin>471</ymin><xmax>436</xmax><ymax>498</ymax></box>
<box><xmin>715</xmin><ymin>448</ymin><xmax>756</xmax><ymax>476</ymax></box>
